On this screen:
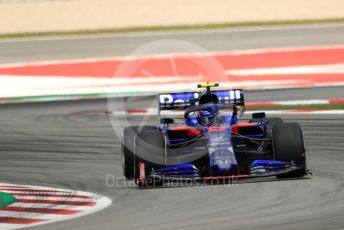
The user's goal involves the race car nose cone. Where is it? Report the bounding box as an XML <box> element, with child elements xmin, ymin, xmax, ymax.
<box><xmin>216</xmin><ymin>159</ymin><xmax>232</xmax><ymax>166</ymax></box>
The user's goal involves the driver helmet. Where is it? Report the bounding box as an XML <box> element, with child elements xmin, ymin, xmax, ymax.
<box><xmin>198</xmin><ymin>110</ymin><xmax>214</xmax><ymax>127</ymax></box>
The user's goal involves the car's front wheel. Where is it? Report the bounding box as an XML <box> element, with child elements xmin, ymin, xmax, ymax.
<box><xmin>122</xmin><ymin>126</ymin><xmax>157</xmax><ymax>179</ymax></box>
<box><xmin>272</xmin><ymin>122</ymin><xmax>306</xmax><ymax>178</ymax></box>
<box><xmin>134</xmin><ymin>130</ymin><xmax>166</xmax><ymax>187</ymax></box>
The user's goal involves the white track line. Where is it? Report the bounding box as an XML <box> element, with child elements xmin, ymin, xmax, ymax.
<box><xmin>227</xmin><ymin>63</ymin><xmax>344</xmax><ymax>76</ymax></box>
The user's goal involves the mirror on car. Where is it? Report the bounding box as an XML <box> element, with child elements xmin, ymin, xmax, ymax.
<box><xmin>160</xmin><ymin>118</ymin><xmax>175</xmax><ymax>124</ymax></box>
<box><xmin>252</xmin><ymin>112</ymin><xmax>266</xmax><ymax>119</ymax></box>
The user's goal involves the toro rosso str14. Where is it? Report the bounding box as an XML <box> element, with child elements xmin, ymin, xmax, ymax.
<box><xmin>122</xmin><ymin>83</ymin><xmax>308</xmax><ymax>187</ymax></box>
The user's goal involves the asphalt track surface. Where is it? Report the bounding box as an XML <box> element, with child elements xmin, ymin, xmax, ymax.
<box><xmin>0</xmin><ymin>98</ymin><xmax>343</xmax><ymax>230</ymax></box>
<box><xmin>0</xmin><ymin>24</ymin><xmax>343</xmax><ymax>230</ymax></box>
<box><xmin>1</xmin><ymin>24</ymin><xmax>344</xmax><ymax>63</ymax></box>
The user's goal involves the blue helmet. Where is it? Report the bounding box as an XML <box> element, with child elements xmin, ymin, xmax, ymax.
<box><xmin>198</xmin><ymin>110</ymin><xmax>214</xmax><ymax>126</ymax></box>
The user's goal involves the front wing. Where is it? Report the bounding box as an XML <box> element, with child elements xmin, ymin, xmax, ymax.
<box><xmin>137</xmin><ymin>161</ymin><xmax>307</xmax><ymax>186</ymax></box>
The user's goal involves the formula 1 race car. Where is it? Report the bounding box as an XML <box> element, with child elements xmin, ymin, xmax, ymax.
<box><xmin>122</xmin><ymin>83</ymin><xmax>308</xmax><ymax>187</ymax></box>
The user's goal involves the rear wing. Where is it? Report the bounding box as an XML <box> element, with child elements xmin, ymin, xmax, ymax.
<box><xmin>158</xmin><ymin>89</ymin><xmax>244</xmax><ymax>111</ymax></box>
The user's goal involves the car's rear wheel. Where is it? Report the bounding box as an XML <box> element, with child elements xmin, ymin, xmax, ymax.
<box><xmin>122</xmin><ymin>126</ymin><xmax>157</xmax><ymax>179</ymax></box>
<box><xmin>134</xmin><ymin>130</ymin><xmax>166</xmax><ymax>187</ymax></box>
<box><xmin>272</xmin><ymin>122</ymin><xmax>306</xmax><ymax>178</ymax></box>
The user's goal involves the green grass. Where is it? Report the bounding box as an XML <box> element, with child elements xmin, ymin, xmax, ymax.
<box><xmin>1</xmin><ymin>18</ymin><xmax>344</xmax><ymax>39</ymax></box>
<box><xmin>0</xmin><ymin>192</ymin><xmax>16</xmax><ymax>207</ymax></box>
<box><xmin>247</xmin><ymin>104</ymin><xmax>344</xmax><ymax>111</ymax></box>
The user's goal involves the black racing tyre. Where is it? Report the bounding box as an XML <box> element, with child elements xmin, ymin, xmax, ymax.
<box><xmin>272</xmin><ymin>122</ymin><xmax>306</xmax><ymax>178</ymax></box>
<box><xmin>134</xmin><ymin>130</ymin><xmax>166</xmax><ymax>187</ymax></box>
<box><xmin>193</xmin><ymin>152</ymin><xmax>210</xmax><ymax>177</ymax></box>
<box><xmin>122</xmin><ymin>126</ymin><xmax>157</xmax><ymax>179</ymax></box>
